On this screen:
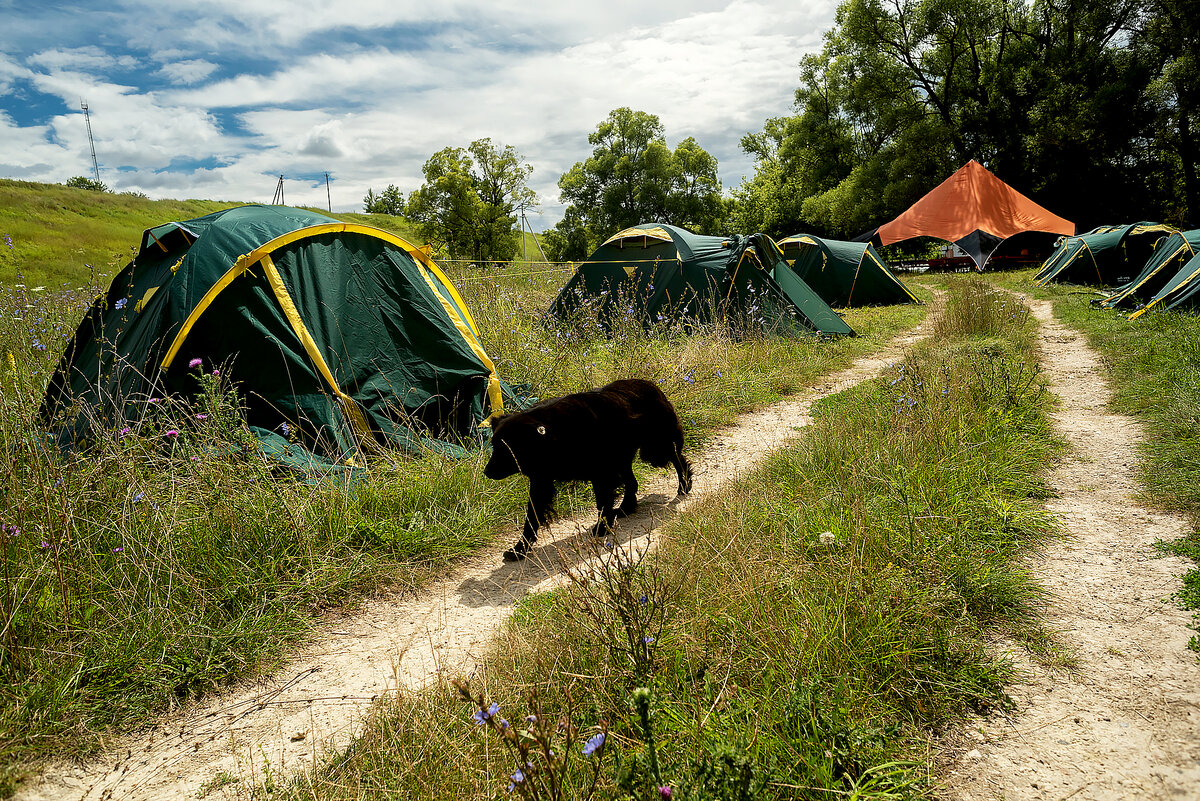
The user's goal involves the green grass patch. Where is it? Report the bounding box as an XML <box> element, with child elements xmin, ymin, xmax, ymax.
<box><xmin>283</xmin><ymin>277</ymin><xmax>1060</xmax><ymax>800</ymax></box>
<box><xmin>0</xmin><ymin>208</ymin><xmax>925</xmax><ymax>786</ymax></box>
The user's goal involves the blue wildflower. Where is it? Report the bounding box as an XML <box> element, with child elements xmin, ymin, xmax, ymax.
<box><xmin>473</xmin><ymin>701</ymin><xmax>499</xmax><ymax>725</ymax></box>
<box><xmin>642</xmin><ymin>635</ymin><xmax>655</xmax><ymax>644</ymax></box>
<box><xmin>114</xmin><ymin>298</ymin><xmax>128</xmax><ymax>310</ymax></box>
<box><xmin>280</xmin><ymin>421</ymin><xmax>290</xmax><ymax>437</ymax></box>
<box><xmin>582</xmin><ymin>731</ymin><xmax>605</xmax><ymax>757</ymax></box>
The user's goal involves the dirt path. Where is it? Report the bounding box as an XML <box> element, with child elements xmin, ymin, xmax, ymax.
<box><xmin>18</xmin><ymin>308</ymin><xmax>939</xmax><ymax>801</ymax></box>
<box><xmin>941</xmin><ymin>298</ymin><xmax>1200</xmax><ymax>800</ymax></box>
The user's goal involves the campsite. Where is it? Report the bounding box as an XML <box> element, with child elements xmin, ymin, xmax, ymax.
<box><xmin>2</xmin><ymin>1</ymin><xmax>1200</xmax><ymax>799</ymax></box>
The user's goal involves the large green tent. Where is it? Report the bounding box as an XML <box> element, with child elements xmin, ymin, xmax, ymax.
<box><xmin>1034</xmin><ymin>222</ymin><xmax>1176</xmax><ymax>286</ymax></box>
<box><xmin>1098</xmin><ymin>229</ymin><xmax>1200</xmax><ymax>310</ymax></box>
<box><xmin>1129</xmin><ymin>250</ymin><xmax>1200</xmax><ymax>319</ymax></box>
<box><xmin>548</xmin><ymin>224</ymin><xmax>853</xmax><ymax>336</ymax></box>
<box><xmin>41</xmin><ymin>205</ymin><xmax>505</xmax><ymax>463</ymax></box>
<box><xmin>775</xmin><ymin>234</ymin><xmax>919</xmax><ymax>307</ymax></box>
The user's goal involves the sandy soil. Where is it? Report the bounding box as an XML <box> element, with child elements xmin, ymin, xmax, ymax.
<box><xmin>939</xmin><ymin>298</ymin><xmax>1200</xmax><ymax>800</ymax></box>
<box><xmin>15</xmin><ymin>310</ymin><xmax>938</xmax><ymax>801</ymax></box>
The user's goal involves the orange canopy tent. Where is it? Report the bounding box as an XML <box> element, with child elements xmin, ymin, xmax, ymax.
<box><xmin>873</xmin><ymin>160</ymin><xmax>1074</xmax><ymax>270</ymax></box>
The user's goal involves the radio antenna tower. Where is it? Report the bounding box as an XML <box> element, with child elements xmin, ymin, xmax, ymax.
<box><xmin>80</xmin><ymin>100</ymin><xmax>100</xmax><ymax>183</ymax></box>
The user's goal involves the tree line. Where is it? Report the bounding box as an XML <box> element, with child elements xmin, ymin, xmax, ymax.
<box><xmin>366</xmin><ymin>0</ymin><xmax>1197</xmax><ymax>261</ymax></box>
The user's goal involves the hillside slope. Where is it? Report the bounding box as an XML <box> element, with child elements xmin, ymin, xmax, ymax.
<box><xmin>0</xmin><ymin>179</ymin><xmax>425</xmax><ymax>287</ymax></box>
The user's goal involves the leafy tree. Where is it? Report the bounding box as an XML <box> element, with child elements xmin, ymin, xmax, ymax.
<box><xmin>65</xmin><ymin>176</ymin><xmax>108</xmax><ymax>192</ymax></box>
<box><xmin>734</xmin><ymin>0</ymin><xmax>1189</xmax><ymax>237</ymax></box>
<box><xmin>546</xmin><ymin>108</ymin><xmax>725</xmax><ymax>260</ymax></box>
<box><xmin>404</xmin><ymin>139</ymin><xmax>537</xmax><ymax>264</ymax></box>
<box><xmin>362</xmin><ymin>184</ymin><xmax>405</xmax><ymax>215</ymax></box>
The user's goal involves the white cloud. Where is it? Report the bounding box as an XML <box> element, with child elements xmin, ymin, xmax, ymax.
<box><xmin>27</xmin><ymin>47</ymin><xmax>138</xmax><ymax>73</ymax></box>
<box><xmin>0</xmin><ymin>0</ymin><xmax>839</xmax><ymax>227</ymax></box>
<box><xmin>157</xmin><ymin>59</ymin><xmax>218</xmax><ymax>85</ymax></box>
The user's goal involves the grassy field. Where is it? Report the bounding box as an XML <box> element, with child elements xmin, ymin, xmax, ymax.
<box><xmin>0</xmin><ymin>187</ymin><xmax>926</xmax><ymax>792</ymax></box>
<box><xmin>993</xmin><ymin>269</ymin><xmax>1200</xmax><ymax>648</ymax></box>
<box><xmin>280</xmin><ymin>278</ymin><xmax>1061</xmax><ymax>801</ymax></box>
<box><xmin>0</xmin><ymin>178</ymin><xmax>545</xmax><ymax>290</ymax></box>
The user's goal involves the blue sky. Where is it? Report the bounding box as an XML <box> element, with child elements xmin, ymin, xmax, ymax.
<box><xmin>0</xmin><ymin>0</ymin><xmax>837</xmax><ymax>228</ymax></box>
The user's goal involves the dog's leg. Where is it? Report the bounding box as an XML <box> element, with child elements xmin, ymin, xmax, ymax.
<box><xmin>589</xmin><ymin>478</ymin><xmax>620</xmax><ymax>537</ymax></box>
<box><xmin>504</xmin><ymin>478</ymin><xmax>555</xmax><ymax>562</ymax></box>
<box><xmin>673</xmin><ymin>441</ymin><xmax>693</xmax><ymax>496</ymax></box>
<box><xmin>616</xmin><ymin>464</ymin><xmax>638</xmax><ymax>517</ymax></box>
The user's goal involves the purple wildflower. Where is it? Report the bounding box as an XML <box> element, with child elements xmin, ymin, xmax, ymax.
<box><xmin>39</xmin><ymin>541</ymin><xmax>50</xmax><ymax>549</ymax></box>
<box><xmin>582</xmin><ymin>731</ymin><xmax>605</xmax><ymax>757</ymax></box>
<box><xmin>195</xmin><ymin>414</ymin><xmax>208</xmax><ymax>420</ymax></box>
<box><xmin>642</xmin><ymin>635</ymin><xmax>655</xmax><ymax>644</ymax></box>
<box><xmin>473</xmin><ymin>701</ymin><xmax>500</xmax><ymax>725</ymax></box>
<box><xmin>164</xmin><ymin>429</ymin><xmax>179</xmax><ymax>438</ymax></box>
<box><xmin>280</xmin><ymin>421</ymin><xmax>290</xmax><ymax>437</ymax></box>
<box><xmin>188</xmin><ymin>357</ymin><xmax>202</xmax><ymax>369</ymax></box>
<box><xmin>658</xmin><ymin>786</ymin><xmax>673</xmax><ymax>798</ymax></box>
<box><xmin>112</xmin><ymin>547</ymin><xmax>123</xmax><ymax>553</ymax></box>
<box><xmin>119</xmin><ymin>426</ymin><xmax>131</xmax><ymax>438</ymax></box>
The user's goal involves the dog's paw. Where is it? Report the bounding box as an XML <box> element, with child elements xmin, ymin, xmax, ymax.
<box><xmin>502</xmin><ymin>541</ymin><xmax>531</xmax><ymax>562</ymax></box>
<box><xmin>588</xmin><ymin>520</ymin><xmax>613</xmax><ymax>537</ymax></box>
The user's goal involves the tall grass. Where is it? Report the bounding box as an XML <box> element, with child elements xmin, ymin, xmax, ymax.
<box><xmin>0</xmin><ymin>246</ymin><xmax>924</xmax><ymax>784</ymax></box>
<box><xmin>284</xmin><ymin>278</ymin><xmax>1060</xmax><ymax>800</ymax></box>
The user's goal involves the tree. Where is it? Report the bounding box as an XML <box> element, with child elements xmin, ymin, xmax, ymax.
<box><xmin>362</xmin><ymin>184</ymin><xmax>405</xmax><ymax>215</ymax></box>
<box><xmin>65</xmin><ymin>176</ymin><xmax>108</xmax><ymax>192</ymax></box>
<box><xmin>734</xmin><ymin>0</ymin><xmax>1183</xmax><ymax>237</ymax></box>
<box><xmin>404</xmin><ymin>139</ymin><xmax>536</xmax><ymax>264</ymax></box>
<box><xmin>546</xmin><ymin>108</ymin><xmax>725</xmax><ymax>260</ymax></box>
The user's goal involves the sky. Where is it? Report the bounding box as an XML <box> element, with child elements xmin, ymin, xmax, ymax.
<box><xmin>0</xmin><ymin>0</ymin><xmax>838</xmax><ymax>230</ymax></box>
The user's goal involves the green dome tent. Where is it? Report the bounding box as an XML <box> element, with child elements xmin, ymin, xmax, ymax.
<box><xmin>41</xmin><ymin>205</ymin><xmax>505</xmax><ymax>463</ymax></box>
<box><xmin>548</xmin><ymin>224</ymin><xmax>853</xmax><ymax>336</ymax></box>
<box><xmin>1098</xmin><ymin>229</ymin><xmax>1200</xmax><ymax>310</ymax></box>
<box><xmin>1129</xmin><ymin>249</ymin><xmax>1200</xmax><ymax>319</ymax></box>
<box><xmin>775</xmin><ymin>234</ymin><xmax>919</xmax><ymax>307</ymax></box>
<box><xmin>1034</xmin><ymin>222</ymin><xmax>1175</xmax><ymax>287</ymax></box>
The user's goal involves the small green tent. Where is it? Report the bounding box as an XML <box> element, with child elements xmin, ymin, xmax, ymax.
<box><xmin>1098</xmin><ymin>229</ymin><xmax>1200</xmax><ymax>309</ymax></box>
<box><xmin>548</xmin><ymin>224</ymin><xmax>853</xmax><ymax>336</ymax></box>
<box><xmin>1034</xmin><ymin>222</ymin><xmax>1176</xmax><ymax>286</ymax></box>
<box><xmin>41</xmin><ymin>205</ymin><xmax>504</xmax><ymax>462</ymax></box>
<box><xmin>1129</xmin><ymin>250</ymin><xmax>1200</xmax><ymax>319</ymax></box>
<box><xmin>775</xmin><ymin>234</ymin><xmax>919</xmax><ymax>307</ymax></box>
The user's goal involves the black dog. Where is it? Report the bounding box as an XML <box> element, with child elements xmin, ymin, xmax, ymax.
<box><xmin>484</xmin><ymin>378</ymin><xmax>693</xmax><ymax>561</ymax></box>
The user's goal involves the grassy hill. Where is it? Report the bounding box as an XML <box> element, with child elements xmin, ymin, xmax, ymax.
<box><xmin>0</xmin><ymin>179</ymin><xmax>513</xmax><ymax>288</ymax></box>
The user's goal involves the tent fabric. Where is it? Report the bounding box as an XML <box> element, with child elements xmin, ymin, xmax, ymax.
<box><xmin>776</xmin><ymin>234</ymin><xmax>920</xmax><ymax>307</ymax></box>
<box><xmin>876</xmin><ymin>160</ymin><xmax>1074</xmax><ymax>270</ymax></box>
<box><xmin>548</xmin><ymin>223</ymin><xmax>853</xmax><ymax>336</ymax></box>
<box><xmin>1129</xmin><ymin>249</ymin><xmax>1200</xmax><ymax>319</ymax></box>
<box><xmin>1034</xmin><ymin>223</ymin><xmax>1177</xmax><ymax>287</ymax></box>
<box><xmin>1098</xmin><ymin>229</ymin><xmax>1200</xmax><ymax>309</ymax></box>
<box><xmin>41</xmin><ymin>204</ymin><xmax>504</xmax><ymax>464</ymax></box>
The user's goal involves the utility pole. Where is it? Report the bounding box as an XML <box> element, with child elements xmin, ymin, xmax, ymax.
<box><xmin>325</xmin><ymin>172</ymin><xmax>332</xmax><ymax>212</ymax></box>
<box><xmin>80</xmin><ymin>100</ymin><xmax>100</xmax><ymax>183</ymax></box>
